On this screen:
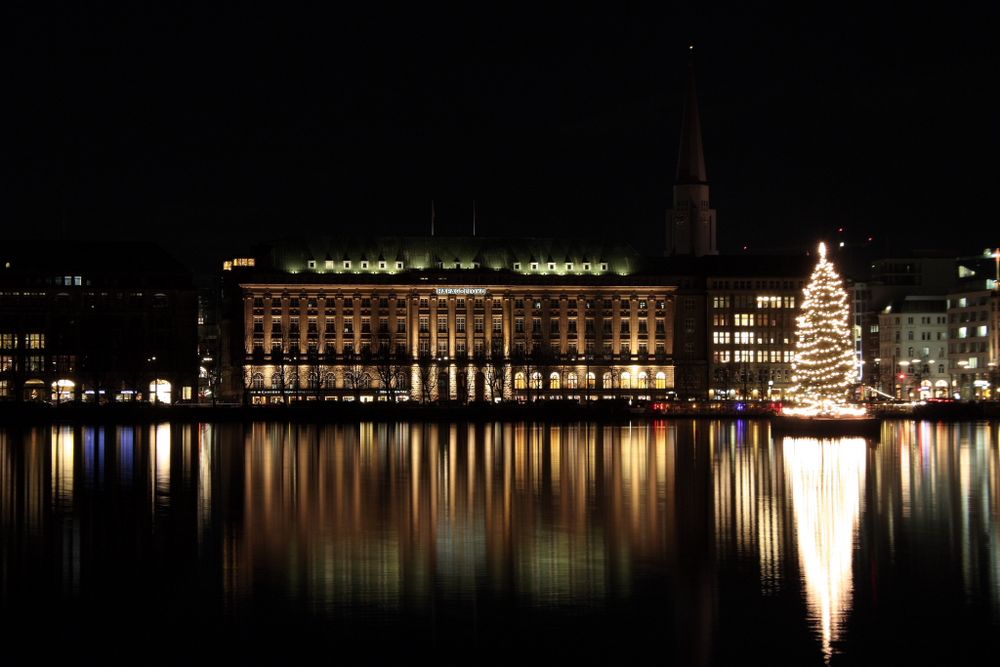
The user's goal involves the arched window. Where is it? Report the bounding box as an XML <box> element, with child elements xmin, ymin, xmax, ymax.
<box><xmin>621</xmin><ymin>371</ymin><xmax>632</xmax><ymax>389</ymax></box>
<box><xmin>308</xmin><ymin>372</ymin><xmax>319</xmax><ymax>389</ymax></box>
<box><xmin>252</xmin><ymin>372</ymin><xmax>265</xmax><ymax>389</ymax></box>
<box><xmin>586</xmin><ymin>371</ymin><xmax>596</xmax><ymax>388</ymax></box>
<box><xmin>324</xmin><ymin>372</ymin><xmax>337</xmax><ymax>388</ymax></box>
<box><xmin>514</xmin><ymin>372</ymin><xmax>526</xmax><ymax>390</ymax></box>
<box><xmin>655</xmin><ymin>371</ymin><xmax>666</xmax><ymax>389</ymax></box>
<box><xmin>602</xmin><ymin>371</ymin><xmax>613</xmax><ymax>388</ymax></box>
<box><xmin>566</xmin><ymin>372</ymin><xmax>578</xmax><ymax>389</ymax></box>
<box><xmin>549</xmin><ymin>372</ymin><xmax>560</xmax><ymax>389</ymax></box>
<box><xmin>638</xmin><ymin>371</ymin><xmax>648</xmax><ymax>389</ymax></box>
<box><xmin>530</xmin><ymin>372</ymin><xmax>543</xmax><ymax>389</ymax></box>
<box><xmin>287</xmin><ymin>372</ymin><xmax>299</xmax><ymax>390</ymax></box>
<box><xmin>271</xmin><ymin>372</ymin><xmax>283</xmax><ymax>389</ymax></box>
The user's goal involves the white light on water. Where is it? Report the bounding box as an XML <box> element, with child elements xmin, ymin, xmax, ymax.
<box><xmin>784</xmin><ymin>437</ymin><xmax>867</xmax><ymax>663</ymax></box>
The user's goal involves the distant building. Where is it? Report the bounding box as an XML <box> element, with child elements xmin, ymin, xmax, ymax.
<box><xmin>946</xmin><ymin>287</ymin><xmax>997</xmax><ymax>400</ymax></box>
<box><xmin>940</xmin><ymin>250</ymin><xmax>1000</xmax><ymax>400</ymax></box>
<box><xmin>197</xmin><ymin>278</ymin><xmax>223</xmax><ymax>400</ymax></box>
<box><xmin>0</xmin><ymin>242</ymin><xmax>198</xmax><ymax>403</ymax></box>
<box><xmin>704</xmin><ymin>256</ymin><xmax>812</xmax><ymax>400</ymax></box>
<box><xmin>851</xmin><ymin>253</ymin><xmax>959</xmax><ymax>391</ymax></box>
<box><xmin>877</xmin><ymin>296</ymin><xmax>949</xmax><ymax>399</ymax></box>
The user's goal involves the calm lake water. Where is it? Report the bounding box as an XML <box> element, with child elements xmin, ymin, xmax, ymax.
<box><xmin>1</xmin><ymin>420</ymin><xmax>998</xmax><ymax>664</ymax></box>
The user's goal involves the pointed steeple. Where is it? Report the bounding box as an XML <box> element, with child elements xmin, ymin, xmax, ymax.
<box><xmin>666</xmin><ymin>46</ymin><xmax>717</xmax><ymax>257</ymax></box>
<box><xmin>675</xmin><ymin>47</ymin><xmax>707</xmax><ymax>185</ymax></box>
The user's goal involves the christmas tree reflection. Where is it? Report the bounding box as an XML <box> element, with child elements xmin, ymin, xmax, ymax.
<box><xmin>784</xmin><ymin>437</ymin><xmax>867</xmax><ymax>662</ymax></box>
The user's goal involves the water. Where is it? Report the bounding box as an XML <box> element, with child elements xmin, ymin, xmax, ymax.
<box><xmin>1</xmin><ymin>420</ymin><xmax>999</xmax><ymax>665</ymax></box>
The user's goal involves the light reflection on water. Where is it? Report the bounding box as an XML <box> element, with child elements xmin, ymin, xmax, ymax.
<box><xmin>784</xmin><ymin>437</ymin><xmax>866</xmax><ymax>663</ymax></box>
<box><xmin>1</xmin><ymin>420</ymin><xmax>999</xmax><ymax>662</ymax></box>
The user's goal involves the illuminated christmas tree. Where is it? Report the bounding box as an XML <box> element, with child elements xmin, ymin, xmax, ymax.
<box><xmin>790</xmin><ymin>242</ymin><xmax>859</xmax><ymax>414</ymax></box>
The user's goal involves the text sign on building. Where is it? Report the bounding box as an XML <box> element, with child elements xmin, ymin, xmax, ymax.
<box><xmin>435</xmin><ymin>287</ymin><xmax>488</xmax><ymax>296</ymax></box>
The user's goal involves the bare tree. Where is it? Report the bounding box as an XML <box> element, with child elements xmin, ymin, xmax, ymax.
<box><xmin>372</xmin><ymin>333</ymin><xmax>410</xmax><ymax>403</ymax></box>
<box><xmin>485</xmin><ymin>339</ymin><xmax>509</xmax><ymax>402</ymax></box>
<box><xmin>307</xmin><ymin>348</ymin><xmax>323</xmax><ymax>401</ymax></box>
<box><xmin>416</xmin><ymin>353</ymin><xmax>436</xmax><ymax>403</ymax></box>
<box><xmin>342</xmin><ymin>357</ymin><xmax>369</xmax><ymax>402</ymax></box>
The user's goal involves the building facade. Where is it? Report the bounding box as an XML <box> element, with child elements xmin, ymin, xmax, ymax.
<box><xmin>704</xmin><ymin>257</ymin><xmax>811</xmax><ymax>400</ymax></box>
<box><xmin>0</xmin><ymin>242</ymin><xmax>198</xmax><ymax>403</ymax></box>
<box><xmin>876</xmin><ymin>296</ymin><xmax>949</xmax><ymax>399</ymax></box>
<box><xmin>946</xmin><ymin>287</ymin><xmax>998</xmax><ymax>400</ymax></box>
<box><xmin>221</xmin><ymin>239</ymin><xmax>683</xmax><ymax>403</ymax></box>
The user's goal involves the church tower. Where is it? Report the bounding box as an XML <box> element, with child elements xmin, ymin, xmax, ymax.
<box><xmin>667</xmin><ymin>51</ymin><xmax>717</xmax><ymax>257</ymax></box>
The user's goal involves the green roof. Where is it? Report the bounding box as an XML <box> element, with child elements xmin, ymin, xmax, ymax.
<box><xmin>270</xmin><ymin>236</ymin><xmax>643</xmax><ymax>276</ymax></box>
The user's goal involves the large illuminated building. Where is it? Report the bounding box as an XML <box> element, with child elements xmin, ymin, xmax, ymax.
<box><xmin>0</xmin><ymin>242</ymin><xmax>198</xmax><ymax>403</ymax></box>
<box><xmin>220</xmin><ymin>239</ymin><xmax>691</xmax><ymax>403</ymax></box>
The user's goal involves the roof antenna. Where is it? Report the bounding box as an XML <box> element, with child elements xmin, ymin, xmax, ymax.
<box><xmin>431</xmin><ymin>199</ymin><xmax>435</xmax><ymax>237</ymax></box>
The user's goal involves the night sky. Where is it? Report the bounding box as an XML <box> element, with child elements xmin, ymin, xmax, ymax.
<box><xmin>9</xmin><ymin>3</ymin><xmax>999</xmax><ymax>271</ymax></box>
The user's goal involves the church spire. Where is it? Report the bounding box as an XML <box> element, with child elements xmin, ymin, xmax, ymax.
<box><xmin>676</xmin><ymin>48</ymin><xmax>707</xmax><ymax>185</ymax></box>
<box><xmin>666</xmin><ymin>46</ymin><xmax>717</xmax><ymax>257</ymax></box>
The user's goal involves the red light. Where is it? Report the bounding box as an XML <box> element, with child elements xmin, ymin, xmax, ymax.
<box><xmin>898</xmin><ymin>373</ymin><xmax>906</xmax><ymax>380</ymax></box>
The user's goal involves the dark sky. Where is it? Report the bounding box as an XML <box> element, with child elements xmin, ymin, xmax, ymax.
<box><xmin>9</xmin><ymin>3</ymin><xmax>1000</xmax><ymax>271</ymax></box>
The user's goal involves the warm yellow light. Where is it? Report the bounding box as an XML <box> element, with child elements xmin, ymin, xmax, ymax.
<box><xmin>790</xmin><ymin>241</ymin><xmax>859</xmax><ymax>414</ymax></box>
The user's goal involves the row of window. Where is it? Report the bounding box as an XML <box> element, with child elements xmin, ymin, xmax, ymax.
<box><xmin>253</xmin><ymin>339</ymin><xmax>670</xmax><ymax>357</ymax></box>
<box><xmin>712</xmin><ymin>332</ymin><xmax>793</xmax><ymax>345</ymax></box>
<box><xmin>253</xmin><ymin>315</ymin><xmax>669</xmax><ymax>335</ymax></box>
<box><xmin>1</xmin><ymin>354</ymin><xmax>79</xmax><ymax>373</ymax></box>
<box><xmin>0</xmin><ymin>333</ymin><xmax>45</xmax><ymax>350</ymax></box>
<box><xmin>248</xmin><ymin>368</ymin><xmax>671</xmax><ymax>391</ymax></box>
<box><xmin>892</xmin><ymin>330</ymin><xmax>947</xmax><ymax>341</ymax></box>
<box><xmin>712</xmin><ymin>350</ymin><xmax>796</xmax><ymax>363</ymax></box>
<box><xmin>252</xmin><ymin>295</ymin><xmax>668</xmax><ymax>311</ymax></box>
<box><xmin>711</xmin><ymin>295</ymin><xmax>798</xmax><ymax>309</ymax></box>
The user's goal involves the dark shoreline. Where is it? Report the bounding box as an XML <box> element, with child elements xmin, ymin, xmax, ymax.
<box><xmin>0</xmin><ymin>401</ymin><xmax>777</xmax><ymax>425</ymax></box>
<box><xmin>1</xmin><ymin>401</ymin><xmax>997</xmax><ymax>426</ymax></box>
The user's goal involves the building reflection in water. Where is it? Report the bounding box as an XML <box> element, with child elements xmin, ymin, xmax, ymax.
<box><xmin>783</xmin><ymin>437</ymin><xmax>867</xmax><ymax>663</ymax></box>
<box><xmin>228</xmin><ymin>422</ymin><xmax>683</xmax><ymax>612</ymax></box>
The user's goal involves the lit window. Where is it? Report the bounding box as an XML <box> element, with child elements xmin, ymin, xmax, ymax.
<box><xmin>530</xmin><ymin>262</ymin><xmax>538</xmax><ymax>271</ymax></box>
<box><xmin>307</xmin><ymin>260</ymin><xmax>316</xmax><ymax>269</ymax></box>
<box><xmin>378</xmin><ymin>261</ymin><xmax>387</xmax><ymax>270</ymax></box>
<box><xmin>360</xmin><ymin>261</ymin><xmax>369</xmax><ymax>270</ymax></box>
<box><xmin>513</xmin><ymin>262</ymin><xmax>521</xmax><ymax>271</ymax></box>
<box><xmin>599</xmin><ymin>263</ymin><xmax>608</xmax><ymax>271</ymax></box>
<box><xmin>395</xmin><ymin>261</ymin><xmax>404</xmax><ymax>270</ymax></box>
<box><xmin>343</xmin><ymin>260</ymin><xmax>351</xmax><ymax>269</ymax></box>
<box><xmin>582</xmin><ymin>263</ymin><xmax>591</xmax><ymax>271</ymax></box>
<box><xmin>547</xmin><ymin>262</ymin><xmax>556</xmax><ymax>271</ymax></box>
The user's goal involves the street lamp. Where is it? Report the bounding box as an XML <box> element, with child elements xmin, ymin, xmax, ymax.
<box><xmin>957</xmin><ymin>360</ymin><xmax>969</xmax><ymax>400</ymax></box>
<box><xmin>897</xmin><ymin>360</ymin><xmax>910</xmax><ymax>399</ymax></box>
<box><xmin>909</xmin><ymin>358</ymin><xmax>922</xmax><ymax>399</ymax></box>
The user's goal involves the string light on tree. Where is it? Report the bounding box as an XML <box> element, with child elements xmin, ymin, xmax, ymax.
<box><xmin>786</xmin><ymin>242</ymin><xmax>863</xmax><ymax>417</ymax></box>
